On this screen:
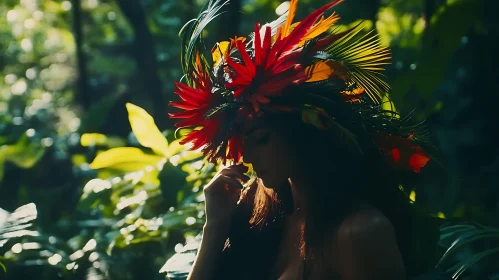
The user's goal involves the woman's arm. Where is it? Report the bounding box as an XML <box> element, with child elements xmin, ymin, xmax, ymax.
<box><xmin>335</xmin><ymin>207</ymin><xmax>406</xmax><ymax>280</ymax></box>
<box><xmin>186</xmin><ymin>165</ymin><xmax>250</xmax><ymax>280</ymax></box>
<box><xmin>186</xmin><ymin>224</ymin><xmax>229</xmax><ymax>280</ymax></box>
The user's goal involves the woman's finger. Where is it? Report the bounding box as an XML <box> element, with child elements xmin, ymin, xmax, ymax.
<box><xmin>220</xmin><ymin>168</ymin><xmax>250</xmax><ymax>182</ymax></box>
<box><xmin>219</xmin><ymin>175</ymin><xmax>244</xmax><ymax>189</ymax></box>
<box><xmin>223</xmin><ymin>164</ymin><xmax>249</xmax><ymax>173</ymax></box>
<box><xmin>204</xmin><ymin>175</ymin><xmax>244</xmax><ymax>193</ymax></box>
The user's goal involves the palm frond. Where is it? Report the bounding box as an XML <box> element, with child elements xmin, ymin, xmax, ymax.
<box><xmin>0</xmin><ymin>203</ymin><xmax>38</xmax><ymax>247</ymax></box>
<box><xmin>160</xmin><ymin>233</ymin><xmax>202</xmax><ymax>278</ymax></box>
<box><xmin>179</xmin><ymin>0</ymin><xmax>229</xmax><ymax>84</ymax></box>
<box><xmin>324</xmin><ymin>26</ymin><xmax>391</xmax><ymax>104</ymax></box>
<box><xmin>451</xmin><ymin>247</ymin><xmax>499</xmax><ymax>279</ymax></box>
<box><xmin>438</xmin><ymin>223</ymin><xmax>499</xmax><ymax>279</ymax></box>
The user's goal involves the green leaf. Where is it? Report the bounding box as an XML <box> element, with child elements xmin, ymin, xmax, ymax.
<box><xmin>142</xmin><ymin>170</ymin><xmax>161</xmax><ymax>186</ymax></box>
<box><xmin>165</xmin><ymin>139</ymin><xmax>185</xmax><ymax>158</ymax></box>
<box><xmin>380</xmin><ymin>94</ymin><xmax>399</xmax><ymax>117</ymax></box>
<box><xmin>415</xmin><ymin>0</ymin><xmax>482</xmax><ymax>99</ymax></box>
<box><xmin>0</xmin><ymin>203</ymin><xmax>38</xmax><ymax>245</ymax></box>
<box><xmin>390</xmin><ymin>0</ymin><xmax>483</xmax><ymax>107</ymax></box>
<box><xmin>451</xmin><ymin>247</ymin><xmax>499</xmax><ymax>279</ymax></box>
<box><xmin>440</xmin><ymin>232</ymin><xmax>499</xmax><ymax>266</ymax></box>
<box><xmin>126</xmin><ymin>103</ymin><xmax>169</xmax><ymax>157</ymax></box>
<box><xmin>90</xmin><ymin>147</ymin><xmax>164</xmax><ymax>170</ymax></box>
<box><xmin>80</xmin><ymin>133</ymin><xmax>126</xmax><ymax>148</ymax></box>
<box><xmin>325</xmin><ymin>26</ymin><xmax>391</xmax><ymax>103</ymax></box>
<box><xmin>0</xmin><ymin>135</ymin><xmax>45</xmax><ymax>182</ymax></box>
<box><xmin>81</xmin><ymin>133</ymin><xmax>107</xmax><ymax>146</ymax></box>
<box><xmin>438</xmin><ymin>224</ymin><xmax>499</xmax><ymax>269</ymax></box>
<box><xmin>178</xmin><ymin>151</ymin><xmax>204</xmax><ymax>164</ymax></box>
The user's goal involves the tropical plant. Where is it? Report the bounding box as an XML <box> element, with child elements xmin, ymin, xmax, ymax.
<box><xmin>437</xmin><ymin>223</ymin><xmax>499</xmax><ymax>280</ymax></box>
<box><xmin>1</xmin><ymin>103</ymin><xmax>214</xmax><ymax>279</ymax></box>
<box><xmin>0</xmin><ymin>203</ymin><xmax>38</xmax><ymax>271</ymax></box>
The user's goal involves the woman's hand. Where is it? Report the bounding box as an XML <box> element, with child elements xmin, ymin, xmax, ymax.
<box><xmin>186</xmin><ymin>164</ymin><xmax>250</xmax><ymax>280</ymax></box>
<box><xmin>203</xmin><ymin>164</ymin><xmax>249</xmax><ymax>231</ymax></box>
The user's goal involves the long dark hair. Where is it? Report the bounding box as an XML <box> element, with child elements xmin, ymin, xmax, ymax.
<box><xmin>213</xmin><ymin>97</ymin><xmax>438</xmax><ymax>279</ymax></box>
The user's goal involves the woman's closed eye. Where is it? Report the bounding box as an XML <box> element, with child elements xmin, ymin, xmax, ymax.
<box><xmin>244</xmin><ymin>129</ymin><xmax>270</xmax><ymax>145</ymax></box>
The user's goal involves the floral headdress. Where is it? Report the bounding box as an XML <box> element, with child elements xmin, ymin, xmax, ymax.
<box><xmin>169</xmin><ymin>0</ymin><xmax>431</xmax><ymax>173</ymax></box>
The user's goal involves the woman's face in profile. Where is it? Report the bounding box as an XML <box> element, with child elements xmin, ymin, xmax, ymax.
<box><xmin>242</xmin><ymin>117</ymin><xmax>296</xmax><ymax>189</ymax></box>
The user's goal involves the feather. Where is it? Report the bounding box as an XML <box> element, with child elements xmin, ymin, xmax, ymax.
<box><xmin>268</xmin><ymin>11</ymin><xmax>289</xmax><ymax>37</ymax></box>
<box><xmin>248</xmin><ymin>10</ymin><xmax>288</xmax><ymax>43</ymax></box>
<box><xmin>280</xmin><ymin>0</ymin><xmax>298</xmax><ymax>39</ymax></box>
<box><xmin>298</xmin><ymin>12</ymin><xmax>341</xmax><ymax>47</ymax></box>
<box><xmin>269</xmin><ymin>0</ymin><xmax>342</xmax><ymax>65</ymax></box>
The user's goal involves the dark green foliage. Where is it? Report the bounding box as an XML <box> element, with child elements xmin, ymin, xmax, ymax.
<box><xmin>0</xmin><ymin>0</ymin><xmax>498</xmax><ymax>279</ymax></box>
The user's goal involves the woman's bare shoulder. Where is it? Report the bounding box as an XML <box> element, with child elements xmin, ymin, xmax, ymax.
<box><xmin>332</xmin><ymin>205</ymin><xmax>406</xmax><ymax>280</ymax></box>
<box><xmin>338</xmin><ymin>205</ymin><xmax>394</xmax><ymax>238</ymax></box>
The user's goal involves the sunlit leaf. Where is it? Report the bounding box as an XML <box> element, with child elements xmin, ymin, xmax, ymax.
<box><xmin>211</xmin><ymin>41</ymin><xmax>230</xmax><ymax>64</ymax></box>
<box><xmin>71</xmin><ymin>154</ymin><xmax>88</xmax><ymax>166</ymax></box>
<box><xmin>159</xmin><ymin>233</ymin><xmax>202</xmax><ymax>276</ymax></box>
<box><xmin>126</xmin><ymin>103</ymin><xmax>169</xmax><ymax>157</ymax></box>
<box><xmin>81</xmin><ymin>133</ymin><xmax>107</xmax><ymax>147</ymax></box>
<box><xmin>81</xmin><ymin>133</ymin><xmax>126</xmax><ymax>148</ymax></box>
<box><xmin>381</xmin><ymin>94</ymin><xmax>399</xmax><ymax>117</ymax></box>
<box><xmin>325</xmin><ymin>26</ymin><xmax>391</xmax><ymax>102</ymax></box>
<box><xmin>0</xmin><ymin>203</ymin><xmax>38</xmax><ymax>246</ymax></box>
<box><xmin>165</xmin><ymin>139</ymin><xmax>186</xmax><ymax>159</ymax></box>
<box><xmin>177</xmin><ymin>151</ymin><xmax>204</xmax><ymax>164</ymax></box>
<box><xmin>409</xmin><ymin>190</ymin><xmax>416</xmax><ymax>202</ymax></box>
<box><xmin>140</xmin><ymin>169</ymin><xmax>161</xmax><ymax>186</ymax></box>
<box><xmin>89</xmin><ymin>147</ymin><xmax>164</xmax><ymax>170</ymax></box>
<box><xmin>0</xmin><ymin>136</ymin><xmax>45</xmax><ymax>181</ymax></box>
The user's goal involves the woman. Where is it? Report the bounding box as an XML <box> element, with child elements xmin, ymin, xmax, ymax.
<box><xmin>167</xmin><ymin>0</ymin><xmax>440</xmax><ymax>279</ymax></box>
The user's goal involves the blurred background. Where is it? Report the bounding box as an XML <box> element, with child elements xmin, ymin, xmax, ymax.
<box><xmin>0</xmin><ymin>0</ymin><xmax>498</xmax><ymax>279</ymax></box>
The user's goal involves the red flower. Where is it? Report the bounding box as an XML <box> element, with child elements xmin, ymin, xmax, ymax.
<box><xmin>371</xmin><ymin>131</ymin><xmax>430</xmax><ymax>173</ymax></box>
<box><xmin>169</xmin><ymin>66</ymin><xmax>216</xmax><ymax>147</ymax></box>
<box><xmin>169</xmin><ymin>58</ymin><xmax>243</xmax><ymax>163</ymax></box>
<box><xmin>225</xmin><ymin>0</ymin><xmax>342</xmax><ymax>113</ymax></box>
